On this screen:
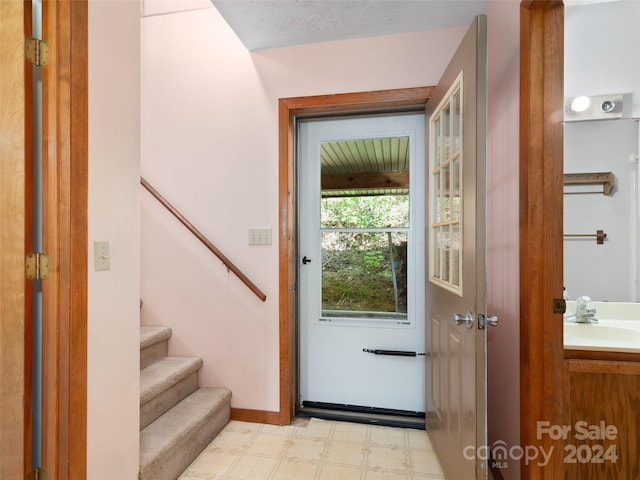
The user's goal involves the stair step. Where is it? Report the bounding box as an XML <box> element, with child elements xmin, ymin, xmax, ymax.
<box><xmin>140</xmin><ymin>356</ymin><xmax>203</xmax><ymax>429</ymax></box>
<box><xmin>140</xmin><ymin>326</ymin><xmax>172</xmax><ymax>369</ymax></box>
<box><xmin>140</xmin><ymin>325</ymin><xmax>172</xmax><ymax>349</ymax></box>
<box><xmin>139</xmin><ymin>387</ymin><xmax>232</xmax><ymax>480</ymax></box>
<box><xmin>140</xmin><ymin>325</ymin><xmax>171</xmax><ymax>368</ymax></box>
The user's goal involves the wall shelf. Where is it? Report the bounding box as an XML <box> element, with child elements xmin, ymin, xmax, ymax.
<box><xmin>563</xmin><ymin>171</ymin><xmax>615</xmax><ymax>195</ymax></box>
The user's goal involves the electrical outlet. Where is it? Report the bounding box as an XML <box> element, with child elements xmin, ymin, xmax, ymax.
<box><xmin>248</xmin><ymin>228</ymin><xmax>272</xmax><ymax>245</ymax></box>
<box><xmin>94</xmin><ymin>241</ymin><xmax>110</xmax><ymax>271</ymax></box>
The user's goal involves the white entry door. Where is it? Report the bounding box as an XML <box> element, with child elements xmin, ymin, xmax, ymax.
<box><xmin>298</xmin><ymin>113</ymin><xmax>426</xmax><ymax>414</ymax></box>
<box><xmin>425</xmin><ymin>16</ymin><xmax>489</xmax><ymax>480</ymax></box>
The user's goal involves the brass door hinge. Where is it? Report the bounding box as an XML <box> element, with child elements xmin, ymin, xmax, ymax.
<box><xmin>26</xmin><ymin>467</ymin><xmax>46</xmax><ymax>480</ymax></box>
<box><xmin>26</xmin><ymin>252</ymin><xmax>49</xmax><ymax>280</ymax></box>
<box><xmin>25</xmin><ymin>36</ymin><xmax>48</xmax><ymax>66</ymax></box>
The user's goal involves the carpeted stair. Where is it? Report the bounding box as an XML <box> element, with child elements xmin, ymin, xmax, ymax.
<box><xmin>139</xmin><ymin>325</ymin><xmax>231</xmax><ymax>480</ymax></box>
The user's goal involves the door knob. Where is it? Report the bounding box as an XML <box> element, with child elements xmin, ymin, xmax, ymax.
<box><xmin>301</xmin><ymin>256</ymin><xmax>311</xmax><ymax>265</ymax></box>
<box><xmin>454</xmin><ymin>311</ymin><xmax>474</xmax><ymax>329</ymax></box>
<box><xmin>478</xmin><ymin>314</ymin><xmax>499</xmax><ymax>329</ymax></box>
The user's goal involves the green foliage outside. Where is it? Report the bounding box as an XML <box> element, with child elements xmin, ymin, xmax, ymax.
<box><xmin>321</xmin><ymin>196</ymin><xmax>409</xmax><ymax>314</ymax></box>
<box><xmin>321</xmin><ymin>196</ymin><xmax>409</xmax><ymax>229</ymax></box>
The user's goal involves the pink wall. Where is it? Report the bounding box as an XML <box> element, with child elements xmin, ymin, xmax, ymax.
<box><xmin>88</xmin><ymin>0</ymin><xmax>140</xmax><ymax>478</ymax></box>
<box><xmin>486</xmin><ymin>2</ymin><xmax>521</xmax><ymax>479</ymax></box>
<box><xmin>140</xmin><ymin>5</ymin><xmax>466</xmax><ymax>412</ymax></box>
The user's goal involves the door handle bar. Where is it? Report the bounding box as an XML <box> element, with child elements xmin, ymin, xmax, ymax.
<box><xmin>363</xmin><ymin>348</ymin><xmax>427</xmax><ymax>357</ymax></box>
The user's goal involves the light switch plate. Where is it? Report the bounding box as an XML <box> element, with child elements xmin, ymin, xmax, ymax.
<box><xmin>248</xmin><ymin>228</ymin><xmax>272</xmax><ymax>245</ymax></box>
<box><xmin>94</xmin><ymin>241</ymin><xmax>110</xmax><ymax>271</ymax></box>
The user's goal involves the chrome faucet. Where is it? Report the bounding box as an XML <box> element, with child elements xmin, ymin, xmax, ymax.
<box><xmin>566</xmin><ymin>296</ymin><xmax>598</xmax><ymax>323</ymax></box>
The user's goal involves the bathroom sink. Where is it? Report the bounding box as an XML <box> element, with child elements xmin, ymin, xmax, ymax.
<box><xmin>563</xmin><ymin>304</ymin><xmax>640</xmax><ymax>352</ymax></box>
<box><xmin>564</xmin><ymin>322</ymin><xmax>640</xmax><ymax>346</ymax></box>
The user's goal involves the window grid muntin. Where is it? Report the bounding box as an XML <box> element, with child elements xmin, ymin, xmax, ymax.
<box><xmin>429</xmin><ymin>73</ymin><xmax>463</xmax><ymax>295</ymax></box>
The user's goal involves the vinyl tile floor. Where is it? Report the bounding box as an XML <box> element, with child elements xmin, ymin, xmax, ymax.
<box><xmin>178</xmin><ymin>417</ymin><xmax>447</xmax><ymax>480</ymax></box>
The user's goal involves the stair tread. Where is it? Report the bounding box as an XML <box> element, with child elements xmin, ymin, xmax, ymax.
<box><xmin>140</xmin><ymin>356</ymin><xmax>203</xmax><ymax>405</ymax></box>
<box><xmin>140</xmin><ymin>387</ymin><xmax>231</xmax><ymax>464</ymax></box>
<box><xmin>140</xmin><ymin>325</ymin><xmax>171</xmax><ymax>350</ymax></box>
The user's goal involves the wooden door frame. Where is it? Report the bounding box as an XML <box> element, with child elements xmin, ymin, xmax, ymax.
<box><xmin>1</xmin><ymin>1</ymin><xmax>87</xmax><ymax>478</ymax></box>
<box><xmin>277</xmin><ymin>88</ymin><xmax>435</xmax><ymax>425</ymax></box>
<box><xmin>1</xmin><ymin>1</ymin><xmax>26</xmax><ymax>477</ymax></box>
<box><xmin>519</xmin><ymin>1</ymin><xmax>565</xmax><ymax>479</ymax></box>
<box><xmin>39</xmin><ymin>0</ymin><xmax>88</xmax><ymax>477</ymax></box>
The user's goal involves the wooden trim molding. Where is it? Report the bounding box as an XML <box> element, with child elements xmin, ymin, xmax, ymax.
<box><xmin>519</xmin><ymin>2</ymin><xmax>565</xmax><ymax>479</ymax></box>
<box><xmin>565</xmin><ymin>349</ymin><xmax>640</xmax><ymax>363</ymax></box>
<box><xmin>231</xmin><ymin>408</ymin><xmax>282</xmax><ymax>425</ymax></box>
<box><xmin>24</xmin><ymin>0</ymin><xmax>35</xmax><ymax>471</ymax></box>
<box><xmin>41</xmin><ymin>0</ymin><xmax>88</xmax><ymax>477</ymax></box>
<box><xmin>278</xmin><ymin>87</ymin><xmax>433</xmax><ymax>425</ymax></box>
<box><xmin>567</xmin><ymin>358</ymin><xmax>640</xmax><ymax>375</ymax></box>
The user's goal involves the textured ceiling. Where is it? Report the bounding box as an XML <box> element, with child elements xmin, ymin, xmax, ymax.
<box><xmin>211</xmin><ymin>0</ymin><xmax>490</xmax><ymax>51</ymax></box>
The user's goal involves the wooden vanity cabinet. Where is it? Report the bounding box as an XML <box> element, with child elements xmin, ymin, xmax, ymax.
<box><xmin>564</xmin><ymin>350</ymin><xmax>640</xmax><ymax>480</ymax></box>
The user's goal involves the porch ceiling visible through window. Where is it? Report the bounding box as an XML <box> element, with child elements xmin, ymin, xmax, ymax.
<box><xmin>320</xmin><ymin>136</ymin><xmax>409</xmax><ymax>198</ymax></box>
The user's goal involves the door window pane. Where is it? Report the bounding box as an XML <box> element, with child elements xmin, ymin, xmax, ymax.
<box><xmin>318</xmin><ymin>134</ymin><xmax>412</xmax><ymax>320</ymax></box>
<box><xmin>451</xmin><ymin>158</ymin><xmax>461</xmax><ymax>221</ymax></box>
<box><xmin>442</xmin><ymin>104</ymin><xmax>451</xmax><ymax>159</ymax></box>
<box><xmin>451</xmin><ymin>223</ymin><xmax>461</xmax><ymax>286</ymax></box>
<box><xmin>452</xmin><ymin>90</ymin><xmax>461</xmax><ymax>155</ymax></box>
<box><xmin>433</xmin><ymin>117</ymin><xmax>441</xmax><ymax>167</ymax></box>
<box><xmin>322</xmin><ymin>231</ymin><xmax>408</xmax><ymax>319</ymax></box>
<box><xmin>439</xmin><ymin>164</ymin><xmax>450</xmax><ymax>222</ymax></box>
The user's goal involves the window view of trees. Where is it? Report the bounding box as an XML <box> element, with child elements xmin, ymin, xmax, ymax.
<box><xmin>320</xmin><ymin>195</ymin><xmax>409</xmax><ymax>318</ymax></box>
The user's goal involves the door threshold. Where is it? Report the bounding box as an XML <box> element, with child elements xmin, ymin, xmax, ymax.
<box><xmin>297</xmin><ymin>402</ymin><xmax>426</xmax><ymax>430</ymax></box>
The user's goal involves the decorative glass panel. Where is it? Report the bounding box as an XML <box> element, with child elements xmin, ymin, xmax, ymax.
<box><xmin>451</xmin><ymin>158</ymin><xmax>461</xmax><ymax>221</ymax></box>
<box><xmin>452</xmin><ymin>90</ymin><xmax>461</xmax><ymax>155</ymax></box>
<box><xmin>429</xmin><ymin>72</ymin><xmax>463</xmax><ymax>295</ymax></box>
<box><xmin>433</xmin><ymin>226</ymin><xmax>441</xmax><ymax>280</ymax></box>
<box><xmin>451</xmin><ymin>224</ymin><xmax>461</xmax><ymax>286</ymax></box>
<box><xmin>433</xmin><ymin>171</ymin><xmax>441</xmax><ymax>224</ymax></box>
<box><xmin>440</xmin><ymin>164</ymin><xmax>450</xmax><ymax>222</ymax></box>
<box><xmin>433</xmin><ymin>117</ymin><xmax>441</xmax><ymax>167</ymax></box>
<box><xmin>440</xmin><ymin>226</ymin><xmax>450</xmax><ymax>283</ymax></box>
<box><xmin>442</xmin><ymin>105</ymin><xmax>451</xmax><ymax>160</ymax></box>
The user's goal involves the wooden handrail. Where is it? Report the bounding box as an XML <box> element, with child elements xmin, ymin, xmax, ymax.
<box><xmin>140</xmin><ymin>177</ymin><xmax>267</xmax><ymax>302</ymax></box>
